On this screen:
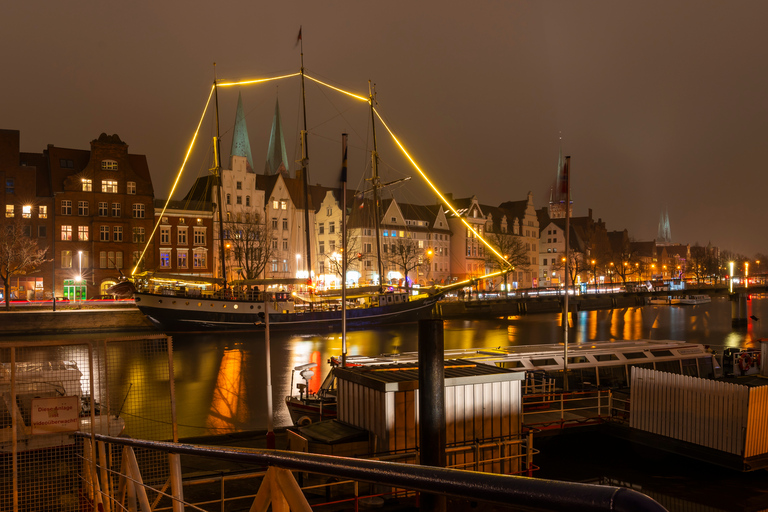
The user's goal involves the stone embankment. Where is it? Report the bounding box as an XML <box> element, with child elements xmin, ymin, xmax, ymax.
<box><xmin>438</xmin><ymin>294</ymin><xmax>644</xmax><ymax>319</ymax></box>
<box><xmin>0</xmin><ymin>306</ymin><xmax>155</xmax><ymax>336</ymax></box>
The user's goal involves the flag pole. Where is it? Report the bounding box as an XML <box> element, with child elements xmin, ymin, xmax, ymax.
<box><xmin>563</xmin><ymin>155</ymin><xmax>571</xmax><ymax>392</ymax></box>
<box><xmin>341</xmin><ymin>133</ymin><xmax>348</xmax><ymax>367</ymax></box>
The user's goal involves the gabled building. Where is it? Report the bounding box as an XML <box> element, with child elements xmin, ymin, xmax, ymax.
<box><xmin>153</xmin><ymin>199</ymin><xmax>215</xmax><ymax>278</ymax></box>
<box><xmin>495</xmin><ymin>191</ymin><xmax>541</xmax><ymax>289</ymax></box>
<box><xmin>444</xmin><ymin>195</ymin><xmax>487</xmax><ymax>286</ymax></box>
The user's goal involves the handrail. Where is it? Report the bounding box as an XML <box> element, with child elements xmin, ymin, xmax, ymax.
<box><xmin>77</xmin><ymin>433</ymin><xmax>667</xmax><ymax>512</ymax></box>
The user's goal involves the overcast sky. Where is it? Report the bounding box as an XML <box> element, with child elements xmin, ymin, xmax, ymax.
<box><xmin>4</xmin><ymin>1</ymin><xmax>767</xmax><ymax>257</ymax></box>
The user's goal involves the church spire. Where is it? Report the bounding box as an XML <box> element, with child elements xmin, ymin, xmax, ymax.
<box><xmin>657</xmin><ymin>208</ymin><xmax>672</xmax><ymax>244</ymax></box>
<box><xmin>265</xmin><ymin>97</ymin><xmax>290</xmax><ymax>176</ymax></box>
<box><xmin>548</xmin><ymin>138</ymin><xmax>572</xmax><ymax>219</ymax></box>
<box><xmin>230</xmin><ymin>91</ymin><xmax>254</xmax><ymax>172</ymax></box>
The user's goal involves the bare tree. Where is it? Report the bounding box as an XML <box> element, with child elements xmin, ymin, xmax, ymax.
<box><xmin>224</xmin><ymin>213</ymin><xmax>274</xmax><ymax>280</ymax></box>
<box><xmin>483</xmin><ymin>232</ymin><xmax>528</xmax><ymax>296</ymax></box>
<box><xmin>323</xmin><ymin>231</ymin><xmax>362</xmax><ymax>286</ymax></box>
<box><xmin>688</xmin><ymin>244</ymin><xmax>708</xmax><ymax>285</ymax></box>
<box><xmin>384</xmin><ymin>236</ymin><xmax>432</xmax><ymax>294</ymax></box>
<box><xmin>0</xmin><ymin>219</ymin><xmax>50</xmax><ymax>309</ymax></box>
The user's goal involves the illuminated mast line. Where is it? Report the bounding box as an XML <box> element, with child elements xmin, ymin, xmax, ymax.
<box><xmin>132</xmin><ymin>73</ymin><xmax>299</xmax><ymax>277</ymax></box>
<box><xmin>132</xmin><ymin>84</ymin><xmax>216</xmax><ymax>276</ymax></box>
<box><xmin>303</xmin><ymin>73</ymin><xmax>513</xmax><ymax>280</ymax></box>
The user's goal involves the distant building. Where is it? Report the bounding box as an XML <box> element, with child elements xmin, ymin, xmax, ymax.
<box><xmin>1</xmin><ymin>130</ymin><xmax>155</xmax><ymax>299</ymax></box>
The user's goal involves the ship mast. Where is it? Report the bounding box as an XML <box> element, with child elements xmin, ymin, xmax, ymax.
<box><xmin>213</xmin><ymin>65</ymin><xmax>227</xmax><ymax>290</ymax></box>
<box><xmin>369</xmin><ymin>81</ymin><xmax>384</xmax><ymax>291</ymax></box>
<box><xmin>299</xmin><ymin>33</ymin><xmax>313</xmax><ymax>284</ymax></box>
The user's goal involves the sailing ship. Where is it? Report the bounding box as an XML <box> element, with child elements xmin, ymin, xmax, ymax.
<box><xmin>131</xmin><ymin>64</ymin><xmax>451</xmax><ymax>332</ymax></box>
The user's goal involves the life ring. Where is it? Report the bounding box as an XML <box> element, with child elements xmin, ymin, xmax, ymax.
<box><xmin>297</xmin><ymin>416</ymin><xmax>313</xmax><ymax>426</ymax></box>
<box><xmin>738</xmin><ymin>354</ymin><xmax>752</xmax><ymax>372</ymax></box>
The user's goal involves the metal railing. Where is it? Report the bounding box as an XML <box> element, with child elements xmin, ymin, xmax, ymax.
<box><xmin>76</xmin><ymin>432</ymin><xmax>667</xmax><ymax>512</ymax></box>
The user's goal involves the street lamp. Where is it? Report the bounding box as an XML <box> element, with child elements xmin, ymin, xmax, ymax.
<box><xmin>729</xmin><ymin>261</ymin><xmax>734</xmax><ymax>293</ymax></box>
<box><xmin>77</xmin><ymin>251</ymin><xmax>83</xmax><ymax>303</ymax></box>
<box><xmin>745</xmin><ymin>262</ymin><xmax>749</xmax><ymax>288</ymax></box>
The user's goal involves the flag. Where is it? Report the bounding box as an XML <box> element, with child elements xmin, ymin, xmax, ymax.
<box><xmin>295</xmin><ymin>27</ymin><xmax>302</xmax><ymax>47</ymax></box>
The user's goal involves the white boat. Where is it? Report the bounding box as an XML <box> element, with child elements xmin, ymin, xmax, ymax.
<box><xmin>679</xmin><ymin>294</ymin><xmax>712</xmax><ymax>305</ymax></box>
<box><xmin>0</xmin><ymin>360</ymin><xmax>125</xmax><ymax>452</ymax></box>
<box><xmin>285</xmin><ymin>339</ymin><xmax>723</xmax><ymax>425</ymax></box>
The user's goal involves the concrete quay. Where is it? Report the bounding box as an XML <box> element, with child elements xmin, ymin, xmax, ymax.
<box><xmin>0</xmin><ymin>306</ymin><xmax>154</xmax><ymax>336</ymax></box>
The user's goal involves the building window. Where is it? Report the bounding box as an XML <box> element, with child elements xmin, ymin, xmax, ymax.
<box><xmin>319</xmin><ymin>242</ymin><xmax>325</xmax><ymax>254</ymax></box>
<box><xmin>160</xmin><ymin>227</ymin><xmax>170</xmax><ymax>245</ymax></box>
<box><xmin>78</xmin><ymin>226</ymin><xmax>89</xmax><ymax>241</ymax></box>
<box><xmin>226</xmin><ymin>194</ymin><xmax>231</xmax><ymax>205</ymax></box>
<box><xmin>236</xmin><ymin>195</ymin><xmax>242</xmax><ymax>205</ymax></box>
<box><xmin>193</xmin><ymin>228</ymin><xmax>205</xmax><ymax>245</ymax></box>
<box><xmin>5</xmin><ymin>178</ymin><xmax>14</xmax><ymax>194</ymax></box>
<box><xmin>132</xmin><ymin>203</ymin><xmax>145</xmax><ymax>218</ymax></box>
<box><xmin>81</xmin><ymin>178</ymin><xmax>92</xmax><ymax>192</ymax></box>
<box><xmin>5</xmin><ymin>205</ymin><xmax>13</xmax><ymax>218</ymax></box>
<box><xmin>329</xmin><ymin>222</ymin><xmax>335</xmax><ymax>234</ymax></box>
<box><xmin>282</xmin><ymin>260</ymin><xmax>289</xmax><ymax>272</ymax></box>
<box><xmin>127</xmin><ymin>181</ymin><xmax>136</xmax><ymax>194</ymax></box>
<box><xmin>113</xmin><ymin>226</ymin><xmax>123</xmax><ymax>242</ymax></box>
<box><xmin>112</xmin><ymin>203</ymin><xmax>121</xmax><ymax>217</ymax></box>
<box><xmin>327</xmin><ymin>207</ymin><xmax>332</xmax><ymax>216</ymax></box>
<box><xmin>319</xmin><ymin>223</ymin><xmax>325</xmax><ymax>235</ymax></box>
<box><xmin>22</xmin><ymin>225</ymin><xmax>31</xmax><ymax>237</ymax></box>
<box><xmin>282</xmin><ymin>239</ymin><xmax>288</xmax><ymax>251</ymax></box>
<box><xmin>282</xmin><ymin>219</ymin><xmax>288</xmax><ymax>231</ymax></box>
<box><xmin>96</xmin><ymin>202</ymin><xmax>107</xmax><ymax>216</ymax></box>
<box><xmin>38</xmin><ymin>225</ymin><xmax>47</xmax><ymax>238</ymax></box>
<box><xmin>329</xmin><ymin>240</ymin><xmax>336</xmax><ymax>252</ymax></box>
<box><xmin>61</xmin><ymin>200</ymin><xmax>72</xmax><ymax>215</ymax></box>
<box><xmin>60</xmin><ymin>159</ymin><xmax>74</xmax><ymax>169</ymax></box>
<box><xmin>101</xmin><ymin>160</ymin><xmax>118</xmax><ymax>170</ymax></box>
<box><xmin>193</xmin><ymin>251</ymin><xmax>207</xmax><ymax>269</ymax></box>
<box><xmin>271</xmin><ymin>239</ymin><xmax>278</xmax><ymax>250</ymax></box>
<box><xmin>177</xmin><ymin>251</ymin><xmax>188</xmax><ymax>269</ymax></box>
<box><xmin>133</xmin><ymin>227</ymin><xmax>145</xmax><ymax>243</ymax></box>
<box><xmin>272</xmin><ymin>199</ymin><xmax>278</xmax><ymax>210</ymax></box>
<box><xmin>102</xmin><ymin>180</ymin><xmax>118</xmax><ymax>193</ymax></box>
<box><xmin>236</xmin><ymin>181</ymin><xmax>242</xmax><ymax>190</ymax></box>
<box><xmin>78</xmin><ymin>201</ymin><xmax>89</xmax><ymax>216</ymax></box>
<box><xmin>177</xmin><ymin>227</ymin><xmax>187</xmax><ymax>245</ymax></box>
<box><xmin>160</xmin><ymin>251</ymin><xmax>171</xmax><ymax>268</ymax></box>
<box><xmin>271</xmin><ymin>259</ymin><xmax>278</xmax><ymax>272</ymax></box>
<box><xmin>100</xmin><ymin>226</ymin><xmax>110</xmax><ymax>242</ymax></box>
<box><xmin>61</xmin><ymin>225</ymin><xmax>72</xmax><ymax>241</ymax></box>
<box><xmin>61</xmin><ymin>250</ymin><xmax>72</xmax><ymax>268</ymax></box>
<box><xmin>271</xmin><ymin>218</ymin><xmax>278</xmax><ymax>229</ymax></box>
<box><xmin>364</xmin><ymin>243</ymin><xmax>372</xmax><ymax>253</ymax></box>
<box><xmin>38</xmin><ymin>205</ymin><xmax>47</xmax><ymax>219</ymax></box>
<box><xmin>100</xmin><ymin>251</ymin><xmax>107</xmax><ymax>268</ymax></box>
<box><xmin>246</xmin><ymin>196</ymin><xmax>251</xmax><ymax>207</ymax></box>
<box><xmin>280</xmin><ymin>200</ymin><xmax>287</xmax><ymax>210</ymax></box>
<box><xmin>115</xmin><ymin>251</ymin><xmax>123</xmax><ymax>269</ymax></box>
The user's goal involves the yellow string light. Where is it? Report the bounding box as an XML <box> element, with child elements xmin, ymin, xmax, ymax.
<box><xmin>304</xmin><ymin>74</ymin><xmax>369</xmax><ymax>102</ymax></box>
<box><xmin>371</xmin><ymin>107</ymin><xmax>512</xmax><ymax>268</ymax></box>
<box><xmin>132</xmin><ymin>85</ymin><xmax>215</xmax><ymax>276</ymax></box>
<box><xmin>217</xmin><ymin>73</ymin><xmax>301</xmax><ymax>88</ymax></box>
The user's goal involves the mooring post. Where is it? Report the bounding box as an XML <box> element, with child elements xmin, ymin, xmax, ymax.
<box><xmin>730</xmin><ymin>293</ymin><xmax>748</xmax><ymax>328</ymax></box>
<box><xmin>418</xmin><ymin>318</ymin><xmax>446</xmax><ymax>512</ymax></box>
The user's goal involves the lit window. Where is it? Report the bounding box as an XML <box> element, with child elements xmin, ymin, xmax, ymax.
<box><xmin>101</xmin><ymin>160</ymin><xmax>118</xmax><ymax>170</ymax></box>
<box><xmin>5</xmin><ymin>205</ymin><xmax>14</xmax><ymax>218</ymax></box>
<box><xmin>102</xmin><ymin>180</ymin><xmax>118</xmax><ymax>193</ymax></box>
<box><xmin>177</xmin><ymin>251</ymin><xmax>188</xmax><ymax>269</ymax></box>
<box><xmin>61</xmin><ymin>250</ymin><xmax>72</xmax><ymax>268</ymax></box>
<box><xmin>61</xmin><ymin>225</ymin><xmax>72</xmax><ymax>241</ymax></box>
<box><xmin>127</xmin><ymin>181</ymin><xmax>136</xmax><ymax>194</ymax></box>
<box><xmin>39</xmin><ymin>205</ymin><xmax>47</xmax><ymax>219</ymax></box>
<box><xmin>5</xmin><ymin>178</ymin><xmax>14</xmax><ymax>194</ymax></box>
<box><xmin>78</xmin><ymin>226</ymin><xmax>89</xmax><ymax>241</ymax></box>
<box><xmin>82</xmin><ymin>178</ymin><xmax>92</xmax><ymax>192</ymax></box>
<box><xmin>160</xmin><ymin>251</ymin><xmax>171</xmax><ymax>268</ymax></box>
<box><xmin>193</xmin><ymin>251</ymin><xmax>207</xmax><ymax>269</ymax></box>
<box><xmin>272</xmin><ymin>199</ymin><xmax>278</xmax><ymax>209</ymax></box>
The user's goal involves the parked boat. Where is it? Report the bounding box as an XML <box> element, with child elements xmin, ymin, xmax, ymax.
<box><xmin>0</xmin><ymin>360</ymin><xmax>125</xmax><ymax>452</ymax></box>
<box><xmin>678</xmin><ymin>294</ymin><xmax>712</xmax><ymax>305</ymax></box>
<box><xmin>647</xmin><ymin>295</ymin><xmax>682</xmax><ymax>305</ymax></box>
<box><xmin>285</xmin><ymin>339</ymin><xmax>724</xmax><ymax>425</ymax></box>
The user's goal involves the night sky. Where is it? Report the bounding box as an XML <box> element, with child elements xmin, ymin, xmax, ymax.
<box><xmin>4</xmin><ymin>1</ymin><xmax>767</xmax><ymax>257</ymax></box>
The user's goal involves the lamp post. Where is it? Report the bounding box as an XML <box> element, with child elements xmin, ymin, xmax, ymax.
<box><xmin>729</xmin><ymin>261</ymin><xmax>734</xmax><ymax>293</ymax></box>
<box><xmin>295</xmin><ymin>253</ymin><xmax>301</xmax><ymax>280</ymax></box>
<box><xmin>591</xmin><ymin>259</ymin><xmax>597</xmax><ymax>293</ymax></box>
<box><xmin>78</xmin><ymin>251</ymin><xmax>83</xmax><ymax>303</ymax></box>
<box><xmin>745</xmin><ymin>262</ymin><xmax>749</xmax><ymax>288</ymax></box>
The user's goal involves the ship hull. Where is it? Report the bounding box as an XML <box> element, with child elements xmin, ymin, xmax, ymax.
<box><xmin>134</xmin><ymin>292</ymin><xmax>439</xmax><ymax>331</ymax></box>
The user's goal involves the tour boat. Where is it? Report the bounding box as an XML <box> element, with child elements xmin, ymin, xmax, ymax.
<box><xmin>285</xmin><ymin>339</ymin><xmax>725</xmax><ymax>425</ymax></box>
<box><xmin>647</xmin><ymin>295</ymin><xmax>682</xmax><ymax>305</ymax></box>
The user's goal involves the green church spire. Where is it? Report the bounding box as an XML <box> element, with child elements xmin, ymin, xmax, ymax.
<box><xmin>230</xmin><ymin>91</ymin><xmax>254</xmax><ymax>171</ymax></box>
<box><xmin>265</xmin><ymin>97</ymin><xmax>290</xmax><ymax>176</ymax></box>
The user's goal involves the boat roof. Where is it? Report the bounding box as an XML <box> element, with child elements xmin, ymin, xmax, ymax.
<box><xmin>135</xmin><ymin>272</ymin><xmax>224</xmax><ymax>286</ymax></box>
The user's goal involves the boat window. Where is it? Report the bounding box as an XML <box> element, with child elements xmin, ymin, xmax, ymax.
<box><xmin>681</xmin><ymin>358</ymin><xmax>698</xmax><ymax>377</ymax></box>
<box><xmin>622</xmin><ymin>352</ymin><xmax>648</xmax><ymax>359</ymax></box>
<box><xmin>548</xmin><ymin>368</ymin><xmax>597</xmax><ymax>390</ymax></box>
<box><xmin>595</xmin><ymin>354</ymin><xmax>620</xmax><ymax>362</ymax></box>
<box><xmin>697</xmin><ymin>357</ymin><xmax>715</xmax><ymax>378</ymax></box>
<box><xmin>531</xmin><ymin>358</ymin><xmax>558</xmax><ymax>367</ymax></box>
<box><xmin>567</xmin><ymin>356</ymin><xmax>589</xmax><ymax>364</ymax></box>
<box><xmin>597</xmin><ymin>365</ymin><xmax>628</xmax><ymax>388</ymax></box>
<box><xmin>655</xmin><ymin>360</ymin><xmax>682</xmax><ymax>374</ymax></box>
<box><xmin>650</xmin><ymin>350</ymin><xmax>673</xmax><ymax>357</ymax></box>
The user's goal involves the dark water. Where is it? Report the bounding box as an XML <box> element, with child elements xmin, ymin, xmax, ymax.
<box><xmin>168</xmin><ymin>296</ymin><xmax>768</xmax><ymax>438</ymax></box>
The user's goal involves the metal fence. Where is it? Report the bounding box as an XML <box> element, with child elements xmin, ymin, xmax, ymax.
<box><xmin>0</xmin><ymin>335</ymin><xmax>175</xmax><ymax>512</ymax></box>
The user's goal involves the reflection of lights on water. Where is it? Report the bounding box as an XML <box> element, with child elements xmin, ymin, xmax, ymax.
<box><xmin>206</xmin><ymin>348</ymin><xmax>247</xmax><ymax>434</ymax></box>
